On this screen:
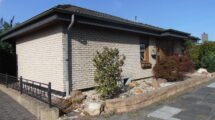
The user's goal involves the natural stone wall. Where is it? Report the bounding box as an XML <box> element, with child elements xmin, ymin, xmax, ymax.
<box><xmin>105</xmin><ymin>76</ymin><xmax>212</xmax><ymax>113</ymax></box>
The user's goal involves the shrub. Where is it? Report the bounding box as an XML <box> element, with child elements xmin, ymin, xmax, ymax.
<box><xmin>201</xmin><ymin>52</ymin><xmax>215</xmax><ymax>72</ymax></box>
<box><xmin>198</xmin><ymin>42</ymin><xmax>215</xmax><ymax>72</ymax></box>
<box><xmin>93</xmin><ymin>47</ymin><xmax>125</xmax><ymax>99</ymax></box>
<box><xmin>153</xmin><ymin>55</ymin><xmax>195</xmax><ymax>82</ymax></box>
<box><xmin>184</xmin><ymin>41</ymin><xmax>215</xmax><ymax>72</ymax></box>
<box><xmin>199</xmin><ymin>42</ymin><xmax>215</xmax><ymax>58</ymax></box>
<box><xmin>184</xmin><ymin>40</ymin><xmax>201</xmax><ymax>68</ymax></box>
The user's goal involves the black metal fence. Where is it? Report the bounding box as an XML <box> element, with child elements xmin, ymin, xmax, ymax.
<box><xmin>0</xmin><ymin>73</ymin><xmax>52</xmax><ymax>107</ymax></box>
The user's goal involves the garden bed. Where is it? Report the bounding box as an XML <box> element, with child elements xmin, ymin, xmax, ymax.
<box><xmin>59</xmin><ymin>72</ymin><xmax>214</xmax><ymax>120</ymax></box>
<box><xmin>104</xmin><ymin>74</ymin><xmax>213</xmax><ymax>113</ymax></box>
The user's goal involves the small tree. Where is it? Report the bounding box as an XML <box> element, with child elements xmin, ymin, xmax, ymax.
<box><xmin>153</xmin><ymin>55</ymin><xmax>195</xmax><ymax>82</ymax></box>
<box><xmin>0</xmin><ymin>17</ymin><xmax>19</xmax><ymax>75</ymax></box>
<box><xmin>93</xmin><ymin>47</ymin><xmax>125</xmax><ymax>99</ymax></box>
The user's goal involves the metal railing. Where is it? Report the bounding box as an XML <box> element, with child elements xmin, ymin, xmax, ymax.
<box><xmin>0</xmin><ymin>73</ymin><xmax>52</xmax><ymax>107</ymax></box>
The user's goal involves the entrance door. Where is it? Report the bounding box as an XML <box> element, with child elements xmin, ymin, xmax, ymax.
<box><xmin>156</xmin><ymin>39</ymin><xmax>174</xmax><ymax>63</ymax></box>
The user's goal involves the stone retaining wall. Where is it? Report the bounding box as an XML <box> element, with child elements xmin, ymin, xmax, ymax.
<box><xmin>105</xmin><ymin>76</ymin><xmax>213</xmax><ymax>113</ymax></box>
<box><xmin>0</xmin><ymin>85</ymin><xmax>59</xmax><ymax>120</ymax></box>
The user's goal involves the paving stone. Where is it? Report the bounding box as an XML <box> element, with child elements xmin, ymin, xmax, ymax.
<box><xmin>158</xmin><ymin>106</ymin><xmax>182</xmax><ymax>115</ymax></box>
<box><xmin>207</xmin><ymin>82</ymin><xmax>215</xmax><ymax>88</ymax></box>
<box><xmin>204</xmin><ymin>97</ymin><xmax>215</xmax><ymax>104</ymax></box>
<box><xmin>176</xmin><ymin>96</ymin><xmax>200</xmax><ymax>106</ymax></box>
<box><xmin>148</xmin><ymin>106</ymin><xmax>182</xmax><ymax>120</ymax></box>
<box><xmin>185</xmin><ymin>104</ymin><xmax>212</xmax><ymax>116</ymax></box>
<box><xmin>168</xmin><ymin>117</ymin><xmax>181</xmax><ymax>120</ymax></box>
<box><xmin>194</xmin><ymin>87</ymin><xmax>215</xmax><ymax>95</ymax></box>
<box><xmin>174</xmin><ymin>111</ymin><xmax>207</xmax><ymax>120</ymax></box>
<box><xmin>148</xmin><ymin>110</ymin><xmax>173</xmax><ymax>119</ymax></box>
<box><xmin>0</xmin><ymin>90</ymin><xmax>36</xmax><ymax>120</ymax></box>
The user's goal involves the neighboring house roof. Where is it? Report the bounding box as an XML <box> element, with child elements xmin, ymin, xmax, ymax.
<box><xmin>0</xmin><ymin>4</ymin><xmax>200</xmax><ymax>41</ymax></box>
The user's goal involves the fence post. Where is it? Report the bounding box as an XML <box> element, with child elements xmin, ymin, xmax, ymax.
<box><xmin>20</xmin><ymin>76</ymin><xmax>23</xmax><ymax>94</ymax></box>
<box><xmin>48</xmin><ymin>82</ymin><xmax>52</xmax><ymax>108</ymax></box>
<box><xmin>5</xmin><ymin>73</ymin><xmax>8</xmax><ymax>88</ymax></box>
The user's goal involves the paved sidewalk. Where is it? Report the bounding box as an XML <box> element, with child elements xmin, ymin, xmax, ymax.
<box><xmin>87</xmin><ymin>79</ymin><xmax>215</xmax><ymax>120</ymax></box>
<box><xmin>0</xmin><ymin>90</ymin><xmax>36</xmax><ymax>120</ymax></box>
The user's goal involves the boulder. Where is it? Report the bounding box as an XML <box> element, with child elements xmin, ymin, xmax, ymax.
<box><xmin>197</xmin><ymin>68</ymin><xmax>208</xmax><ymax>74</ymax></box>
<box><xmin>157</xmin><ymin>78</ymin><xmax>167</xmax><ymax>84</ymax></box>
<box><xmin>145</xmin><ymin>79</ymin><xmax>152</xmax><ymax>86</ymax></box>
<box><xmin>212</xmin><ymin>72</ymin><xmax>215</xmax><ymax>77</ymax></box>
<box><xmin>207</xmin><ymin>73</ymin><xmax>212</xmax><ymax>77</ymax></box>
<box><xmin>139</xmin><ymin>82</ymin><xmax>149</xmax><ymax>88</ymax></box>
<box><xmin>120</xmin><ymin>94</ymin><xmax>129</xmax><ymax>98</ymax></box>
<box><xmin>128</xmin><ymin>81</ymin><xmax>139</xmax><ymax>87</ymax></box>
<box><xmin>152</xmin><ymin>78</ymin><xmax>160</xmax><ymax>88</ymax></box>
<box><xmin>85</xmin><ymin>102</ymin><xmax>103</xmax><ymax>116</ymax></box>
<box><xmin>71</xmin><ymin>90</ymin><xmax>83</xmax><ymax>98</ymax></box>
<box><xmin>131</xmin><ymin>88</ymin><xmax>143</xmax><ymax>95</ymax></box>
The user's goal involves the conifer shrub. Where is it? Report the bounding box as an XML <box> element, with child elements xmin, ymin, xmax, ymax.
<box><xmin>93</xmin><ymin>47</ymin><xmax>125</xmax><ymax>99</ymax></box>
<box><xmin>153</xmin><ymin>55</ymin><xmax>195</xmax><ymax>82</ymax></box>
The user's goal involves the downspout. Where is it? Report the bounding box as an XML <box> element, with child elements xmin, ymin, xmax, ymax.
<box><xmin>65</xmin><ymin>14</ymin><xmax>75</xmax><ymax>96</ymax></box>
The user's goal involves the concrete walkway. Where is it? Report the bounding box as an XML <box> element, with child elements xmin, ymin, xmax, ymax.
<box><xmin>0</xmin><ymin>90</ymin><xmax>36</xmax><ymax>120</ymax></box>
<box><xmin>88</xmin><ymin>79</ymin><xmax>215</xmax><ymax>120</ymax></box>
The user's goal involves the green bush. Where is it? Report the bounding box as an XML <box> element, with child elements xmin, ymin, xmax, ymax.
<box><xmin>184</xmin><ymin>41</ymin><xmax>215</xmax><ymax>72</ymax></box>
<box><xmin>153</xmin><ymin>55</ymin><xmax>195</xmax><ymax>82</ymax></box>
<box><xmin>184</xmin><ymin>40</ymin><xmax>201</xmax><ymax>68</ymax></box>
<box><xmin>93</xmin><ymin>47</ymin><xmax>125</xmax><ymax>99</ymax></box>
<box><xmin>199</xmin><ymin>42</ymin><xmax>215</xmax><ymax>57</ymax></box>
<box><xmin>201</xmin><ymin>52</ymin><xmax>215</xmax><ymax>72</ymax></box>
<box><xmin>198</xmin><ymin>42</ymin><xmax>215</xmax><ymax>71</ymax></box>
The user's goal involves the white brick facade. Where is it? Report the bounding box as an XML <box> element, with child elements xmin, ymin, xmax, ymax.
<box><xmin>15</xmin><ymin>23</ymin><xmax>184</xmax><ymax>92</ymax></box>
<box><xmin>70</xmin><ymin>25</ymin><xmax>157</xmax><ymax>90</ymax></box>
<box><xmin>16</xmin><ymin>24</ymin><xmax>65</xmax><ymax>92</ymax></box>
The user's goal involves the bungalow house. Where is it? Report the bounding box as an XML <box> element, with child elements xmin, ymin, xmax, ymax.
<box><xmin>0</xmin><ymin>4</ymin><xmax>199</xmax><ymax>96</ymax></box>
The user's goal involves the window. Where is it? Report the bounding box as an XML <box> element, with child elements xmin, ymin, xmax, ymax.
<box><xmin>140</xmin><ymin>43</ymin><xmax>149</xmax><ymax>63</ymax></box>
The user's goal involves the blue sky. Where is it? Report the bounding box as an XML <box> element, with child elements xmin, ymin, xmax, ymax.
<box><xmin>0</xmin><ymin>0</ymin><xmax>214</xmax><ymax>41</ymax></box>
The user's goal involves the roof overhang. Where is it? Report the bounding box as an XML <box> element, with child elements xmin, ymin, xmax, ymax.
<box><xmin>0</xmin><ymin>15</ymin><xmax>60</xmax><ymax>41</ymax></box>
<box><xmin>0</xmin><ymin>6</ymin><xmax>199</xmax><ymax>41</ymax></box>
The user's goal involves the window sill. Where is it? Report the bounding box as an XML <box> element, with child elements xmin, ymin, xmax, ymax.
<box><xmin>141</xmin><ymin>62</ymin><xmax>152</xmax><ymax>69</ymax></box>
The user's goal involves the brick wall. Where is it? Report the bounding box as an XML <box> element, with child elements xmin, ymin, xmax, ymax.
<box><xmin>70</xmin><ymin>25</ymin><xmax>156</xmax><ymax>90</ymax></box>
<box><xmin>15</xmin><ymin>23</ymin><xmax>185</xmax><ymax>92</ymax></box>
<box><xmin>16</xmin><ymin>24</ymin><xmax>65</xmax><ymax>92</ymax></box>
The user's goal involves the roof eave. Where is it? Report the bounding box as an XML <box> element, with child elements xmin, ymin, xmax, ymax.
<box><xmin>0</xmin><ymin>7</ymin><xmax>57</xmax><ymax>39</ymax></box>
<box><xmin>54</xmin><ymin>8</ymin><xmax>165</xmax><ymax>33</ymax></box>
<box><xmin>0</xmin><ymin>5</ymin><xmax>199</xmax><ymax>41</ymax></box>
<box><xmin>0</xmin><ymin>14</ymin><xmax>60</xmax><ymax>41</ymax></box>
